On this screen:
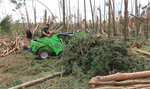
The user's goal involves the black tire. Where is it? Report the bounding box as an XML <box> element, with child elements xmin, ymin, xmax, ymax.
<box><xmin>38</xmin><ymin>49</ymin><xmax>50</xmax><ymax>60</ymax></box>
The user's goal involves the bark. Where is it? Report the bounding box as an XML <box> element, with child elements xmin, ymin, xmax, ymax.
<box><xmin>63</xmin><ymin>0</ymin><xmax>67</xmax><ymax>32</ymax></box>
<box><xmin>108</xmin><ymin>0</ymin><xmax>111</xmax><ymax>38</ymax></box>
<box><xmin>103</xmin><ymin>0</ymin><xmax>106</xmax><ymax>32</ymax></box>
<box><xmin>96</xmin><ymin>16</ymin><xmax>99</xmax><ymax>33</ymax></box>
<box><xmin>124</xmin><ymin>0</ymin><xmax>128</xmax><ymax>43</ymax></box>
<box><xmin>34</xmin><ymin>8</ymin><xmax>37</xmax><ymax>27</ymax></box>
<box><xmin>99</xmin><ymin>5</ymin><xmax>102</xmax><ymax>34</ymax></box>
<box><xmin>9</xmin><ymin>71</ymin><xmax>66</xmax><ymax>89</ymax></box>
<box><xmin>77</xmin><ymin>0</ymin><xmax>80</xmax><ymax>23</ymax></box>
<box><xmin>111</xmin><ymin>0</ymin><xmax>117</xmax><ymax>36</ymax></box>
<box><xmin>84</xmin><ymin>0</ymin><xmax>87</xmax><ymax>31</ymax></box>
<box><xmin>89</xmin><ymin>0</ymin><xmax>94</xmax><ymax>30</ymax></box>
<box><xmin>25</xmin><ymin>7</ymin><xmax>30</xmax><ymax>26</ymax></box>
<box><xmin>92</xmin><ymin>84</ymin><xmax>150</xmax><ymax>89</ymax></box>
<box><xmin>44</xmin><ymin>9</ymin><xmax>47</xmax><ymax>24</ymax></box>
<box><xmin>134</xmin><ymin>49</ymin><xmax>150</xmax><ymax>56</ymax></box>
<box><xmin>89</xmin><ymin>79</ymin><xmax>150</xmax><ymax>86</ymax></box>
<box><xmin>135</xmin><ymin>0</ymin><xmax>140</xmax><ymax>37</ymax></box>
<box><xmin>90</xmin><ymin>71</ymin><xmax>150</xmax><ymax>81</ymax></box>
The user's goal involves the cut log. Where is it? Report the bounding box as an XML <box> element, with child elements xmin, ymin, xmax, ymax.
<box><xmin>92</xmin><ymin>84</ymin><xmax>150</xmax><ymax>89</ymax></box>
<box><xmin>8</xmin><ymin>71</ymin><xmax>65</xmax><ymax>89</ymax></box>
<box><xmin>89</xmin><ymin>79</ymin><xmax>150</xmax><ymax>86</ymax></box>
<box><xmin>134</xmin><ymin>49</ymin><xmax>150</xmax><ymax>56</ymax></box>
<box><xmin>90</xmin><ymin>71</ymin><xmax>150</xmax><ymax>82</ymax></box>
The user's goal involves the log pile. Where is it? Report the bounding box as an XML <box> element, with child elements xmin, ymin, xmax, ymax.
<box><xmin>89</xmin><ymin>71</ymin><xmax>150</xmax><ymax>89</ymax></box>
<box><xmin>0</xmin><ymin>36</ymin><xmax>28</xmax><ymax>57</ymax></box>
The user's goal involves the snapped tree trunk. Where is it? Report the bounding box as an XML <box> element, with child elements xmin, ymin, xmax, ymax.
<box><xmin>89</xmin><ymin>0</ymin><xmax>95</xmax><ymax>30</ymax></box>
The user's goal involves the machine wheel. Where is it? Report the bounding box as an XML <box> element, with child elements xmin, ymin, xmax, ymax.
<box><xmin>38</xmin><ymin>49</ymin><xmax>50</xmax><ymax>59</ymax></box>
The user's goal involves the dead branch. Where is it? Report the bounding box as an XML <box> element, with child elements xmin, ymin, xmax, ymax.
<box><xmin>9</xmin><ymin>71</ymin><xmax>66</xmax><ymax>89</ymax></box>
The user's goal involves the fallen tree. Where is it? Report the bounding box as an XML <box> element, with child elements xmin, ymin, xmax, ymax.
<box><xmin>89</xmin><ymin>79</ymin><xmax>150</xmax><ymax>86</ymax></box>
<box><xmin>89</xmin><ymin>71</ymin><xmax>150</xmax><ymax>82</ymax></box>
<box><xmin>9</xmin><ymin>71</ymin><xmax>66</xmax><ymax>89</ymax></box>
<box><xmin>92</xmin><ymin>84</ymin><xmax>150</xmax><ymax>89</ymax></box>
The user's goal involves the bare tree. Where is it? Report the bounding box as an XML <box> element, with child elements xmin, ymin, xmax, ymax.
<box><xmin>124</xmin><ymin>0</ymin><xmax>128</xmax><ymax>43</ymax></box>
<box><xmin>32</xmin><ymin>0</ymin><xmax>36</xmax><ymax>27</ymax></box>
<box><xmin>63</xmin><ymin>0</ymin><xmax>67</xmax><ymax>31</ymax></box>
<box><xmin>135</xmin><ymin>0</ymin><xmax>140</xmax><ymax>37</ymax></box>
<box><xmin>111</xmin><ymin>0</ymin><xmax>117</xmax><ymax>36</ymax></box>
<box><xmin>89</xmin><ymin>0</ymin><xmax>95</xmax><ymax>30</ymax></box>
<box><xmin>98</xmin><ymin>5</ymin><xmax>102</xmax><ymax>34</ymax></box>
<box><xmin>108</xmin><ymin>0</ymin><xmax>111</xmax><ymax>38</ymax></box>
<box><xmin>44</xmin><ymin>9</ymin><xmax>47</xmax><ymax>24</ymax></box>
<box><xmin>84</xmin><ymin>0</ymin><xmax>87</xmax><ymax>31</ymax></box>
<box><xmin>104</xmin><ymin>0</ymin><xmax>106</xmax><ymax>32</ymax></box>
<box><xmin>146</xmin><ymin>7</ymin><xmax>150</xmax><ymax>39</ymax></box>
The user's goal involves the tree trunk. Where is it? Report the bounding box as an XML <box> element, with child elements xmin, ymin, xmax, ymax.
<box><xmin>90</xmin><ymin>71</ymin><xmax>150</xmax><ymax>82</ymax></box>
<box><xmin>111</xmin><ymin>0</ymin><xmax>117</xmax><ymax>36</ymax></box>
<box><xmin>84</xmin><ymin>0</ymin><xmax>87</xmax><ymax>31</ymax></box>
<box><xmin>135</xmin><ymin>0</ymin><xmax>140</xmax><ymax>37</ymax></box>
<box><xmin>96</xmin><ymin>16</ymin><xmax>99</xmax><ymax>33</ymax></box>
<box><xmin>99</xmin><ymin>5</ymin><xmax>102</xmax><ymax>34</ymax></box>
<box><xmin>63</xmin><ymin>0</ymin><xmax>67</xmax><ymax>32</ymax></box>
<box><xmin>89</xmin><ymin>0</ymin><xmax>94</xmax><ymax>30</ymax></box>
<box><xmin>34</xmin><ymin>8</ymin><xmax>37</xmax><ymax>27</ymax></box>
<box><xmin>25</xmin><ymin>7</ymin><xmax>30</xmax><ymax>26</ymax></box>
<box><xmin>89</xmin><ymin>80</ymin><xmax>150</xmax><ymax>86</ymax></box>
<box><xmin>44</xmin><ymin>9</ymin><xmax>47</xmax><ymax>24</ymax></box>
<box><xmin>103</xmin><ymin>0</ymin><xmax>106</xmax><ymax>33</ymax></box>
<box><xmin>124</xmin><ymin>0</ymin><xmax>128</xmax><ymax>43</ymax></box>
<box><xmin>108</xmin><ymin>0</ymin><xmax>111</xmax><ymax>38</ymax></box>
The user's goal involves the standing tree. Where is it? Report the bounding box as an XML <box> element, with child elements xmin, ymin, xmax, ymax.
<box><xmin>98</xmin><ymin>5</ymin><xmax>102</xmax><ymax>34</ymax></box>
<box><xmin>108</xmin><ymin>0</ymin><xmax>111</xmax><ymax>38</ymax></box>
<box><xmin>63</xmin><ymin>0</ymin><xmax>67</xmax><ymax>32</ymax></box>
<box><xmin>89</xmin><ymin>0</ymin><xmax>95</xmax><ymax>30</ymax></box>
<box><xmin>124</xmin><ymin>0</ymin><xmax>128</xmax><ymax>43</ymax></box>
<box><xmin>84</xmin><ymin>0</ymin><xmax>87</xmax><ymax>31</ymax></box>
<box><xmin>135</xmin><ymin>0</ymin><xmax>140</xmax><ymax>37</ymax></box>
<box><xmin>111</xmin><ymin>0</ymin><xmax>117</xmax><ymax>36</ymax></box>
<box><xmin>146</xmin><ymin>7</ymin><xmax>150</xmax><ymax>39</ymax></box>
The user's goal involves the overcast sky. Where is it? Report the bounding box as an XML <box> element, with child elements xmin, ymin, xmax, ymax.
<box><xmin>0</xmin><ymin>0</ymin><xmax>149</xmax><ymax>22</ymax></box>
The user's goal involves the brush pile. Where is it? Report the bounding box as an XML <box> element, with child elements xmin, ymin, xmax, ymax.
<box><xmin>0</xmin><ymin>36</ymin><xmax>28</xmax><ymax>57</ymax></box>
<box><xmin>61</xmin><ymin>37</ymin><xmax>150</xmax><ymax>79</ymax></box>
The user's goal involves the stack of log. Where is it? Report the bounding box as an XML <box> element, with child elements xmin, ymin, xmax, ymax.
<box><xmin>0</xmin><ymin>36</ymin><xmax>28</xmax><ymax>57</ymax></box>
<box><xmin>89</xmin><ymin>71</ymin><xmax>150</xmax><ymax>89</ymax></box>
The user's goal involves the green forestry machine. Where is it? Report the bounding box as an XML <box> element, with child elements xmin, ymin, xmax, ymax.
<box><xmin>23</xmin><ymin>32</ymin><xmax>88</xmax><ymax>59</ymax></box>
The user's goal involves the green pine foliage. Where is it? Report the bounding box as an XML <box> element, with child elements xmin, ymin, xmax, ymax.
<box><xmin>61</xmin><ymin>37</ymin><xmax>150</xmax><ymax>77</ymax></box>
<box><xmin>0</xmin><ymin>15</ymin><xmax>12</xmax><ymax>33</ymax></box>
